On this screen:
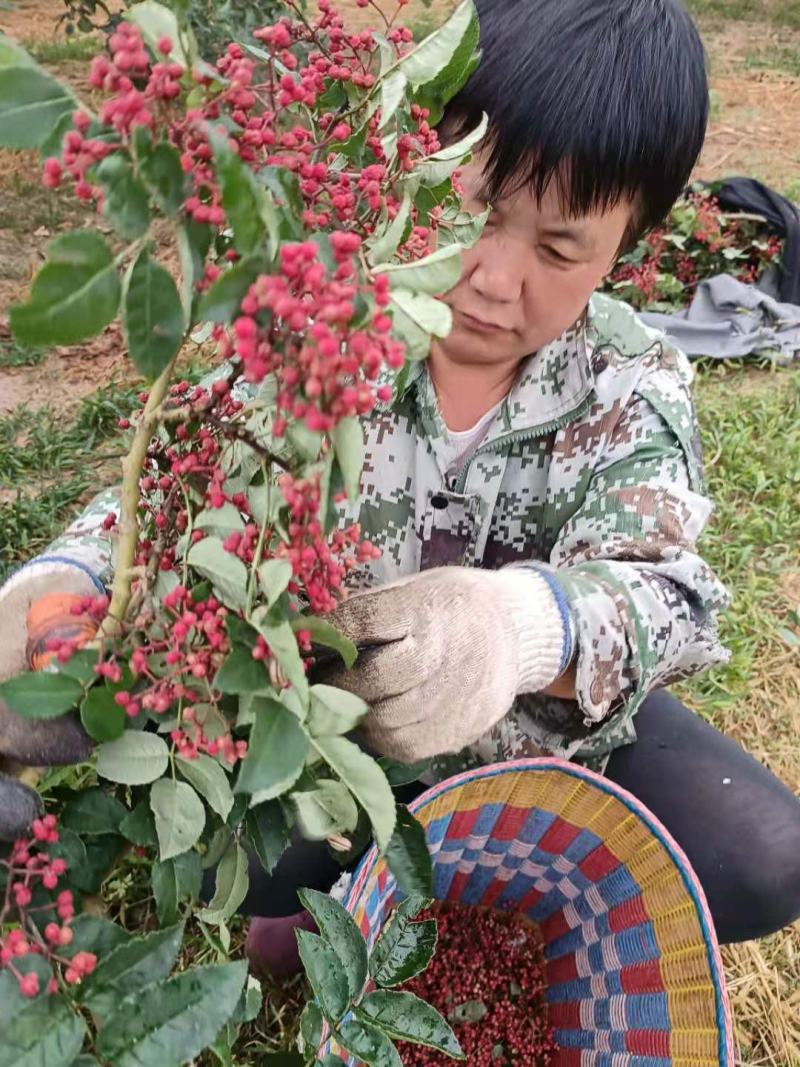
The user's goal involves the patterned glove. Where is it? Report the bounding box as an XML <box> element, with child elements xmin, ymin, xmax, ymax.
<box><xmin>0</xmin><ymin>564</ymin><xmax>98</xmax><ymax>841</ymax></box>
<box><xmin>319</xmin><ymin>566</ymin><xmax>573</xmax><ymax>761</ymax></box>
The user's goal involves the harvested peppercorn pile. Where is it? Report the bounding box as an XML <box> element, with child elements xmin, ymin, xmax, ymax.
<box><xmin>397</xmin><ymin>902</ymin><xmax>557</xmax><ymax>1066</ymax></box>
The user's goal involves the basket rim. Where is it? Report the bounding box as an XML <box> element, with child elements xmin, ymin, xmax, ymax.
<box><xmin>345</xmin><ymin>756</ymin><xmax>734</xmax><ymax>1065</ymax></box>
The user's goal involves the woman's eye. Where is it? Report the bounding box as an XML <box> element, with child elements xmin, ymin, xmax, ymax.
<box><xmin>542</xmin><ymin>245</ymin><xmax>574</xmax><ymax>265</ymax></box>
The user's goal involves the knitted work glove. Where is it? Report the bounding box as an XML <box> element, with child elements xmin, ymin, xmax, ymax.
<box><xmin>319</xmin><ymin>566</ymin><xmax>573</xmax><ymax>761</ymax></box>
<box><xmin>0</xmin><ymin>564</ymin><xmax>98</xmax><ymax>840</ymax></box>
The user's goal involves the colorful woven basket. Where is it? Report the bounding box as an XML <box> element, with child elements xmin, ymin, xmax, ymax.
<box><xmin>326</xmin><ymin>759</ymin><xmax>733</xmax><ymax>1066</ymax></box>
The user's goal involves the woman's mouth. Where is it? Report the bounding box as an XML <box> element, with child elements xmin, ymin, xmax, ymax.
<box><xmin>456</xmin><ymin>310</ymin><xmax>507</xmax><ymax>333</ymax></box>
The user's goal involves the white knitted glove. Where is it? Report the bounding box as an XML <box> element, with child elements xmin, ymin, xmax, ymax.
<box><xmin>320</xmin><ymin>566</ymin><xmax>573</xmax><ymax>761</ymax></box>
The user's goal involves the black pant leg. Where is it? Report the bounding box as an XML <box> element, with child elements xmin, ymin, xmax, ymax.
<box><xmin>605</xmin><ymin>690</ymin><xmax>800</xmax><ymax>943</ymax></box>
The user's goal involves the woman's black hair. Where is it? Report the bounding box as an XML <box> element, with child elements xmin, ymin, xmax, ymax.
<box><xmin>442</xmin><ymin>0</ymin><xmax>709</xmax><ymax>241</ymax></box>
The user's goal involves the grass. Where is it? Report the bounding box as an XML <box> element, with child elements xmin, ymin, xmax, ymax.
<box><xmin>21</xmin><ymin>34</ymin><xmax>99</xmax><ymax>64</ymax></box>
<box><xmin>686</xmin><ymin>0</ymin><xmax>800</xmax><ymax>29</ymax></box>
<box><xmin>745</xmin><ymin>45</ymin><xmax>800</xmax><ymax>77</ymax></box>
<box><xmin>0</xmin><ymin>336</ymin><xmax>46</xmax><ymax>367</ymax></box>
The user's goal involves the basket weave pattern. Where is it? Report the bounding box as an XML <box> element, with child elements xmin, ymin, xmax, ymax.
<box><xmin>336</xmin><ymin>759</ymin><xmax>733</xmax><ymax>1067</ymax></box>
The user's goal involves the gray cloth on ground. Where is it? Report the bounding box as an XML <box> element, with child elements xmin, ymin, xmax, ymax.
<box><xmin>640</xmin><ymin>273</ymin><xmax>800</xmax><ymax>363</ymax></box>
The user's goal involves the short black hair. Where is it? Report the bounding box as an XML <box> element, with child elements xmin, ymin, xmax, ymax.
<box><xmin>442</xmin><ymin>0</ymin><xmax>709</xmax><ymax>241</ymax></box>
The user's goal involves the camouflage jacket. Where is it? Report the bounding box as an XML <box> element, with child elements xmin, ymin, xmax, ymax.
<box><xmin>27</xmin><ymin>292</ymin><xmax>730</xmax><ymax>774</ymax></box>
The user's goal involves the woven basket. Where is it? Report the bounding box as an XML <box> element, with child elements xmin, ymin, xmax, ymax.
<box><xmin>326</xmin><ymin>759</ymin><xmax>733</xmax><ymax>1066</ymax></box>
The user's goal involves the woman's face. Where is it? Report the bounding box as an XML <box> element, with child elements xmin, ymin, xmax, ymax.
<box><xmin>437</xmin><ymin>153</ymin><xmax>635</xmax><ymax>366</ymax></box>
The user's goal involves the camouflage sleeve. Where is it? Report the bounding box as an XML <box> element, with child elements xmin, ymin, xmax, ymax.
<box><xmin>540</xmin><ymin>390</ymin><xmax>730</xmax><ymax>729</ymax></box>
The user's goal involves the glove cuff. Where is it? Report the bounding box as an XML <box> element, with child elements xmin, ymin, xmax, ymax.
<box><xmin>490</xmin><ymin>568</ymin><xmax>572</xmax><ymax>695</ymax></box>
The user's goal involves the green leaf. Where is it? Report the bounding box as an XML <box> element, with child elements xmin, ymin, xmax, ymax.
<box><xmin>385</xmin><ymin>806</ymin><xmax>433</xmax><ymax>897</ymax></box>
<box><xmin>357</xmin><ymin>989</ymin><xmax>462</xmax><ymax>1058</ymax></box>
<box><xmin>197</xmin><ymin>255</ymin><xmax>264</xmax><ymax>323</ymax></box>
<box><xmin>150</xmin><ymin>778</ymin><xmax>206</xmax><ymax>860</ymax></box>
<box><xmin>94</xmin><ymin>153</ymin><xmax>151</xmax><ymax>240</ymax></box>
<box><xmin>119</xmin><ymin>801</ymin><xmax>157</xmax><ymax>847</ymax></box>
<box><xmin>378</xmin><ymin>756</ymin><xmax>431</xmax><ymax>787</ymax></box>
<box><xmin>245</xmin><ymin>799</ymin><xmax>291</xmax><ymax>875</ymax></box>
<box><xmin>126</xmin><ymin>0</ymin><xmax>196</xmax><ymax>68</ymax></box>
<box><xmin>62</xmin><ymin>788</ymin><xmax>127</xmax><ymax>835</ymax></box>
<box><xmin>308</xmin><ymin>685</ymin><xmax>367</xmax><ymax>736</ymax></box>
<box><xmin>69</xmin><ymin>914</ymin><xmax>130</xmax><ymax>958</ymax></box>
<box><xmin>69</xmin><ymin>834</ymin><xmax>122</xmax><ymax>895</ymax></box>
<box><xmin>257</xmin><ymin>558</ymin><xmax>293</xmax><ymax>607</ymax></box>
<box><xmin>298</xmin><ymin>888</ymin><xmax>368</xmax><ymax>1001</ymax></box>
<box><xmin>235</xmin><ymin>695</ymin><xmax>308</xmax><ymax>799</ymax></box>
<box><xmin>0</xmin><ymin>65</ymin><xmax>77</xmax><ymax>149</ymax></box>
<box><xmin>299</xmin><ymin>1001</ymin><xmax>324</xmax><ymax>1056</ymax></box>
<box><xmin>295</xmin><ymin>929</ymin><xmax>349</xmax><ymax>1023</ymax></box>
<box><xmin>250</xmin><ymin>612</ymin><xmax>309</xmax><ymax>705</ymax></box>
<box><xmin>368</xmin><ymin>194</ymin><xmax>412</xmax><ymax>264</ymax></box>
<box><xmin>337</xmin><ymin>1019</ymin><xmax>402</xmax><ymax>1067</ymax></box>
<box><xmin>293</xmin><ymin>780</ymin><xmax>359</xmax><ymax>840</ymax></box>
<box><xmin>80</xmin><ymin>684</ymin><xmax>126</xmax><ymax>742</ymax></box>
<box><xmin>177</xmin><ymin>217</ymin><xmax>212</xmax><ymax>317</ymax></box>
<box><xmin>331</xmin><ymin>415</ymin><xmax>364</xmax><ymax>504</ymax></box>
<box><xmin>177</xmin><ymin>753</ymin><xmax>234</xmax><ymax>820</ymax></box>
<box><xmin>293</xmin><ymin>616</ymin><xmax>358</xmax><ymax>670</ymax></box>
<box><xmin>123</xmin><ymin>247</ymin><xmax>185</xmax><ymax>380</ymax></box>
<box><xmin>97</xmin><ymin>731</ymin><xmax>169</xmax><ymax>785</ymax></box>
<box><xmin>188</xmin><ymin>536</ymin><xmax>249</xmax><ymax>612</ymax></box>
<box><xmin>376</xmin><ymin>245</ymin><xmax>462</xmax><ymax>294</ymax></box>
<box><xmin>232</xmin><ymin>975</ymin><xmax>263</xmax><ymax>1025</ymax></box>
<box><xmin>96</xmin><ymin>961</ymin><xmax>247</xmax><ymax>1067</ymax></box>
<box><xmin>369</xmin><ymin>897</ymin><xmax>436</xmax><ymax>987</ymax></box>
<box><xmin>398</xmin><ymin>0</ymin><xmax>475</xmax><ymax>88</ymax></box>
<box><xmin>195</xmin><ymin>503</ymin><xmax>245</xmax><ymax>537</ymax></box>
<box><xmin>0</xmin><ymin>669</ymin><xmax>81</xmax><ymax>719</ymax></box>
<box><xmin>80</xmin><ymin>924</ymin><xmax>184</xmax><ymax>1020</ymax></box>
<box><xmin>414</xmin><ymin>112</ymin><xmax>488</xmax><ymax>187</ymax></box>
<box><xmin>311</xmin><ymin>735</ymin><xmax>395</xmax><ymax>851</ymax></box>
<box><xmin>215</xmin><ymin>643</ymin><xmax>269</xmax><ymax>695</ymax></box>
<box><xmin>136</xmin><ymin>135</ymin><xmax>186</xmax><ymax>214</ymax></box>
<box><xmin>379</xmin><ymin>69</ymin><xmax>407</xmax><ymax>131</ymax></box>
<box><xmin>10</xmin><ymin>230</ymin><xmax>120</xmax><ymax>348</ymax></box>
<box><xmin>390</xmin><ymin>288</ymin><xmax>452</xmax><ymax>340</ymax></box>
<box><xmin>151</xmin><ymin>852</ymin><xmax>202</xmax><ymax>927</ymax></box>
<box><xmin>0</xmin><ymin>978</ymin><xmax>86</xmax><ymax>1067</ymax></box>
<box><xmin>197</xmin><ymin>839</ymin><xmax>249</xmax><ymax>924</ymax></box>
<box><xmin>0</xmin><ymin>38</ymin><xmax>36</xmax><ymax>69</ymax></box>
<box><xmin>210</xmin><ymin>128</ymin><xmax>269</xmax><ymax>256</ymax></box>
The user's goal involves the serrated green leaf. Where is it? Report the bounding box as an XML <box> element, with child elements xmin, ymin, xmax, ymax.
<box><xmin>390</xmin><ymin>288</ymin><xmax>452</xmax><ymax>340</ymax></box>
<box><xmin>295</xmin><ymin>929</ymin><xmax>349</xmax><ymax>1023</ymax></box>
<box><xmin>210</xmin><ymin>128</ymin><xmax>269</xmax><ymax>256</ymax></box>
<box><xmin>377</xmin><ymin>756</ymin><xmax>431</xmax><ymax>787</ymax></box>
<box><xmin>0</xmin><ymin>65</ymin><xmax>77</xmax><ymax>149</ymax></box>
<box><xmin>369</xmin><ymin>898</ymin><xmax>436</xmax><ymax>988</ymax></box>
<box><xmin>293</xmin><ymin>615</ymin><xmax>358</xmax><ymax>670</ymax></box>
<box><xmin>379</xmin><ymin>69</ymin><xmax>407</xmax><ymax>130</ymax></box>
<box><xmin>331</xmin><ymin>415</ymin><xmax>364</xmax><ymax>504</ymax></box>
<box><xmin>357</xmin><ymin>989</ymin><xmax>463</xmax><ymax>1058</ymax></box>
<box><xmin>119</xmin><ymin>801</ymin><xmax>157</xmax><ymax>847</ymax></box>
<box><xmin>298</xmin><ymin>888</ymin><xmax>368</xmax><ymax>1001</ymax></box>
<box><xmin>197</xmin><ymin>255</ymin><xmax>265</xmax><ymax>323</ymax></box>
<box><xmin>311</xmin><ymin>734</ymin><xmax>395</xmax><ymax>850</ymax></box>
<box><xmin>214</xmin><ymin>643</ymin><xmax>269</xmax><ymax>694</ymax></box>
<box><xmin>80</xmin><ymin>684</ymin><xmax>126</xmax><ymax>742</ymax></box>
<box><xmin>11</xmin><ymin>230</ymin><xmax>120</xmax><ymax>347</ymax></box>
<box><xmin>235</xmin><ymin>695</ymin><xmax>308</xmax><ymax>799</ymax></box>
<box><xmin>398</xmin><ymin>0</ymin><xmax>475</xmax><ymax>88</ymax></box>
<box><xmin>299</xmin><ymin>1001</ymin><xmax>324</xmax><ymax>1056</ymax></box>
<box><xmin>69</xmin><ymin>914</ymin><xmax>130</xmax><ymax>958</ymax></box>
<box><xmin>150</xmin><ymin>778</ymin><xmax>206</xmax><ymax>860</ymax></box>
<box><xmin>0</xmin><ymin>37</ymin><xmax>36</xmax><ymax>69</ymax></box>
<box><xmin>123</xmin><ymin>248</ymin><xmax>185</xmax><ymax>380</ymax></box>
<box><xmin>197</xmin><ymin>838</ymin><xmax>249</xmax><ymax>924</ymax></box>
<box><xmin>250</xmin><ymin>611</ymin><xmax>309</xmax><ymax>705</ymax></box>
<box><xmin>177</xmin><ymin>217</ymin><xmax>212</xmax><ymax>317</ymax></box>
<box><xmin>188</xmin><ymin>535</ymin><xmax>249</xmax><ymax>612</ymax></box>
<box><xmin>307</xmin><ymin>684</ymin><xmax>367</xmax><ymax>736</ymax></box>
<box><xmin>0</xmin><ymin>977</ymin><xmax>86</xmax><ymax>1067</ymax></box>
<box><xmin>374</xmin><ymin>245</ymin><xmax>462</xmax><ymax>295</ymax></box>
<box><xmin>136</xmin><ymin>136</ymin><xmax>185</xmax><ymax>214</ymax></box>
<box><xmin>0</xmin><ymin>669</ymin><xmax>81</xmax><ymax>719</ymax></box>
<box><xmin>337</xmin><ymin>1019</ymin><xmax>402</xmax><ymax>1067</ymax></box>
<box><xmin>257</xmin><ymin>558</ymin><xmax>293</xmax><ymax>607</ymax></box>
<box><xmin>368</xmin><ymin>194</ymin><xmax>412</xmax><ymax>264</ymax></box>
<box><xmin>177</xmin><ymin>753</ymin><xmax>234</xmax><ymax>820</ymax></box>
<box><xmin>62</xmin><ymin>788</ymin><xmax>127</xmax><ymax>836</ymax></box>
<box><xmin>292</xmin><ymin>779</ymin><xmax>359</xmax><ymax>839</ymax></box>
<box><xmin>195</xmin><ymin>503</ymin><xmax>246</xmax><ymax>537</ymax></box>
<box><xmin>385</xmin><ymin>806</ymin><xmax>433</xmax><ymax>898</ymax></box>
<box><xmin>97</xmin><ymin>731</ymin><xmax>169</xmax><ymax>785</ymax></box>
<box><xmin>95</xmin><ymin>961</ymin><xmax>247</xmax><ymax>1067</ymax></box>
<box><xmin>245</xmin><ymin>799</ymin><xmax>290</xmax><ymax>875</ymax></box>
<box><xmin>414</xmin><ymin>112</ymin><xmax>488</xmax><ymax>187</ymax></box>
<box><xmin>80</xmin><ymin>924</ymin><xmax>184</xmax><ymax>1020</ymax></box>
<box><xmin>94</xmin><ymin>153</ymin><xmax>151</xmax><ymax>240</ymax></box>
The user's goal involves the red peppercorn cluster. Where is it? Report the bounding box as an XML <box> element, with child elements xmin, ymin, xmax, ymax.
<box><xmin>1</xmin><ymin>816</ymin><xmax>97</xmax><ymax>998</ymax></box>
<box><xmin>396</xmin><ymin>902</ymin><xmax>557</xmax><ymax>1067</ymax></box>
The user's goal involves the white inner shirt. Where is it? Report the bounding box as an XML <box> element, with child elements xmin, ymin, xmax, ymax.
<box><xmin>441</xmin><ymin>399</ymin><xmax>503</xmax><ymax>477</ymax></box>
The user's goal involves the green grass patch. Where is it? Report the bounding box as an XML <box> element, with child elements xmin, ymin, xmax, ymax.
<box><xmin>22</xmin><ymin>34</ymin><xmax>100</xmax><ymax>64</ymax></box>
<box><xmin>744</xmin><ymin>45</ymin><xmax>800</xmax><ymax>76</ymax></box>
<box><xmin>680</xmin><ymin>363</ymin><xmax>800</xmax><ymax>720</ymax></box>
<box><xmin>686</xmin><ymin>0</ymin><xmax>800</xmax><ymax>28</ymax></box>
<box><xmin>0</xmin><ymin>337</ymin><xmax>46</xmax><ymax>368</ymax></box>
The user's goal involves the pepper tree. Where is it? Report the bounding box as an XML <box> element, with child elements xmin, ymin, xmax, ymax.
<box><xmin>0</xmin><ymin>0</ymin><xmax>487</xmax><ymax>1062</ymax></box>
